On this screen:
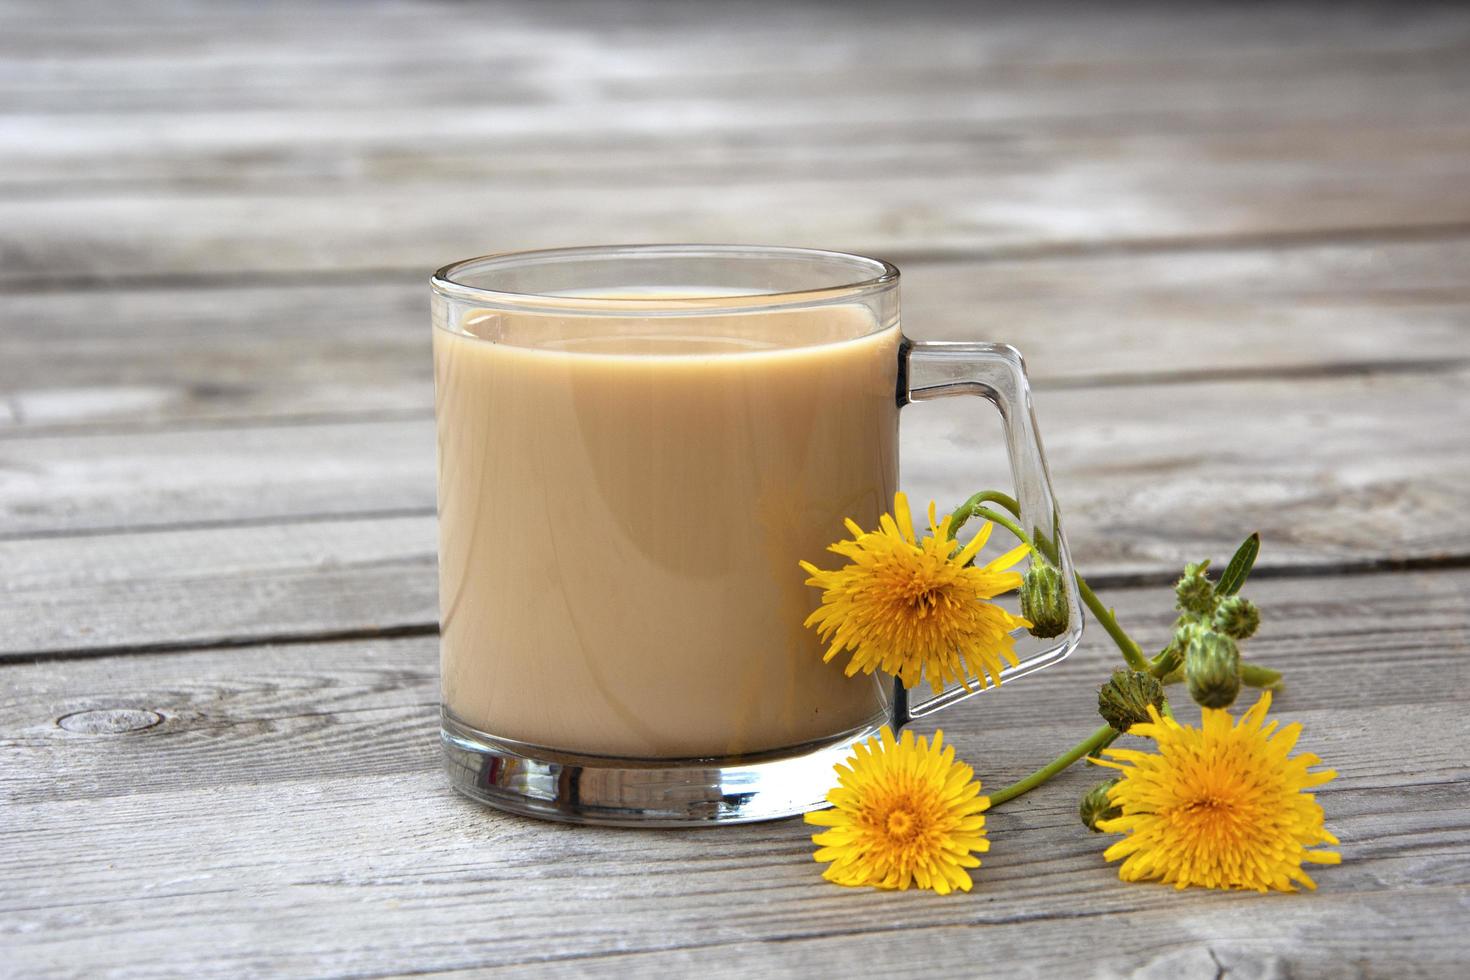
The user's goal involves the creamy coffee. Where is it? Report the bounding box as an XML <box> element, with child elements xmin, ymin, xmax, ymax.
<box><xmin>434</xmin><ymin>297</ymin><xmax>898</xmax><ymax>758</ymax></box>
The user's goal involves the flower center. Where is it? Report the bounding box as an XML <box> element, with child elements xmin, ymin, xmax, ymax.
<box><xmin>901</xmin><ymin>578</ymin><xmax>951</xmax><ymax>618</ymax></box>
<box><xmin>1176</xmin><ymin>795</ymin><xmax>1248</xmax><ymax>841</ymax></box>
<box><xmin>886</xmin><ymin>809</ymin><xmax>916</xmax><ymax>839</ymax></box>
<box><xmin>1181</xmin><ymin>795</ymin><xmax>1237</xmax><ymax>817</ymax></box>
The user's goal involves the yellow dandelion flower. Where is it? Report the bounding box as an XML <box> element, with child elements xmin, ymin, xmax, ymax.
<box><xmin>806</xmin><ymin>726</ymin><xmax>989</xmax><ymax>894</ymax></box>
<box><xmin>800</xmin><ymin>492</ymin><xmax>1030</xmax><ymax>694</ymax></box>
<box><xmin>1095</xmin><ymin>691</ymin><xmax>1341</xmax><ymax>892</ymax></box>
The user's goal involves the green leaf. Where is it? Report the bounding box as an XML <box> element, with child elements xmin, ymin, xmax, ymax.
<box><xmin>1215</xmin><ymin>533</ymin><xmax>1260</xmax><ymax>596</ymax></box>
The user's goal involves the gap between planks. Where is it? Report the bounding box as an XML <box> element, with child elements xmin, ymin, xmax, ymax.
<box><xmin>393</xmin><ymin>886</ymin><xmax>1470</xmax><ymax>980</ymax></box>
<box><xmin>3</xmin><ymin>366</ymin><xmax>1467</xmax><ymax>656</ymax></box>
<box><xmin>3</xmin><ymin>566</ymin><xmax>1465</xmax><ymax>974</ymax></box>
<box><xmin>2</xmin><ymin>633</ymin><xmax>1465</xmax><ymax>973</ymax></box>
<box><xmin>4</xmin><ymin>356</ymin><xmax>1470</xmax><ymax>444</ymax></box>
<box><xmin>3</xmin><ymin>356</ymin><xmax>1468</xmax><ymax>445</ymax></box>
<box><xmin>4</xmin><ymin>555</ymin><xmax>1469</xmax><ymax>665</ymax></box>
<box><xmin>5</xmin><ymin>221</ymin><xmax>1470</xmax><ymax>298</ymax></box>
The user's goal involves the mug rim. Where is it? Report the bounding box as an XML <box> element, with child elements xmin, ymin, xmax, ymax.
<box><xmin>430</xmin><ymin>244</ymin><xmax>900</xmax><ymax>316</ymax></box>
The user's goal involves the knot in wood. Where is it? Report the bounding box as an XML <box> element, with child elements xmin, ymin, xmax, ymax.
<box><xmin>57</xmin><ymin>708</ymin><xmax>164</xmax><ymax>735</ymax></box>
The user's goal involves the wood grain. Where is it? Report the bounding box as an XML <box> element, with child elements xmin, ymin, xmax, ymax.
<box><xmin>5</xmin><ymin>490</ymin><xmax>1470</xmax><ymax>660</ymax></box>
<box><xmin>0</xmin><ymin>515</ymin><xmax>437</xmax><ymax>656</ymax></box>
<box><xmin>5</xmin><ymin>773</ymin><xmax>1464</xmax><ymax>979</ymax></box>
<box><xmin>5</xmin><ymin>41</ymin><xmax>1467</xmax><ymax>187</ymax></box>
<box><xmin>5</xmin><ymin>0</ymin><xmax>1468</xmax><ymax>117</ymax></box>
<box><xmin>0</xmin><ymin>279</ymin><xmax>429</xmax><ymax>430</ymax></box>
<box><xmin>1</xmin><ymin>368</ymin><xmax>1463</xmax><ymax>580</ymax></box>
<box><xmin>2</xmin><ymin>570</ymin><xmax>1466</xmax><ymax>976</ymax></box>
<box><xmin>7</xmin><ymin>132</ymin><xmax>1470</xmax><ymax>286</ymax></box>
<box><xmin>495</xmin><ymin>888</ymin><xmax>1470</xmax><ymax>979</ymax></box>
<box><xmin>4</xmin><ymin>0</ymin><xmax>1469</xmax><ymax>974</ymax></box>
<box><xmin>5</xmin><ymin>569</ymin><xmax>1467</xmax><ymax>790</ymax></box>
<box><xmin>3</xmin><ymin>3</ymin><xmax>1467</xmax><ymax>286</ymax></box>
<box><xmin>5</xmin><ymin>7</ymin><xmax>1464</xmax><ymax>283</ymax></box>
<box><xmin>3</xmin><ymin>237</ymin><xmax>1469</xmax><ymax>433</ymax></box>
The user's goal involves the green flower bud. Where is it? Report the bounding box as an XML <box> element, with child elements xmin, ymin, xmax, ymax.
<box><xmin>1080</xmin><ymin>778</ymin><xmax>1122</xmax><ymax>832</ymax></box>
<box><xmin>1175</xmin><ymin>561</ymin><xmax>1216</xmax><ymax>618</ymax></box>
<box><xmin>1213</xmin><ymin>595</ymin><xmax>1260</xmax><ymax>640</ymax></box>
<box><xmin>1020</xmin><ymin>562</ymin><xmax>1069</xmax><ymax>638</ymax></box>
<box><xmin>1097</xmin><ymin>669</ymin><xmax>1166</xmax><ymax>732</ymax></box>
<box><xmin>1186</xmin><ymin>629</ymin><xmax>1241</xmax><ymax>709</ymax></box>
<box><xmin>1172</xmin><ymin>619</ymin><xmax>1200</xmax><ymax>650</ymax></box>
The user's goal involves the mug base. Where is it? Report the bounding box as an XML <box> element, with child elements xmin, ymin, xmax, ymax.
<box><xmin>441</xmin><ymin>709</ymin><xmax>891</xmax><ymax>826</ymax></box>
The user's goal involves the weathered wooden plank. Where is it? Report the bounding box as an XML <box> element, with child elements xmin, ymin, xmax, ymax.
<box><xmin>3</xmin><ymin>0</ymin><xmax>1467</xmax><ymax>118</ymax></box>
<box><xmin>912</xmin><ymin>364</ymin><xmax>1470</xmax><ymax>576</ymax></box>
<box><xmin>0</xmin><ymin>278</ymin><xmax>428</xmax><ymax>429</ymax></box>
<box><xmin>2</xmin><ymin>570</ymin><xmax>1466</xmax><ymax>975</ymax></box>
<box><xmin>4</xmin><ymin>569</ymin><xmax>1466</xmax><ymax>796</ymax></box>
<box><xmin>497</xmin><ymin>889</ymin><xmax>1470</xmax><ymax>979</ymax></box>
<box><xmin>4</xmin><ymin>46</ymin><xmax>1466</xmax><ymax>186</ymax></box>
<box><xmin>2</xmin><ymin>4</ymin><xmax>1467</xmax><ymax>286</ymax></box>
<box><xmin>3</xmin><ymin>475</ymin><xmax>1467</xmax><ymax>664</ymax></box>
<box><xmin>0</xmin><ymin>420</ymin><xmax>434</xmax><ymax>537</ymax></box>
<box><xmin>3</xmin><ymin>237</ymin><xmax>1469</xmax><ymax>432</ymax></box>
<box><xmin>2</xmin><ymin>1</ymin><xmax>1463</xmax><ymax>974</ymax></box>
<box><xmin>6</xmin><ymin>124</ymin><xmax>1470</xmax><ymax>285</ymax></box>
<box><xmin>3</xmin><ymin>771</ymin><xmax>1463</xmax><ymax>978</ymax></box>
<box><xmin>1</xmin><ymin>369</ymin><xmax>1464</xmax><ymax>570</ymax></box>
<box><xmin>7</xmin><ymin>1</ymin><xmax>1466</xmax><ymax>60</ymax></box>
<box><xmin>0</xmin><ymin>515</ymin><xmax>437</xmax><ymax>655</ymax></box>
<box><xmin>29</xmin><ymin>562</ymin><xmax>1470</xmax><ymax>781</ymax></box>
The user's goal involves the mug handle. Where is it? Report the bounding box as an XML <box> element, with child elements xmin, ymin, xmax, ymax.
<box><xmin>893</xmin><ymin>339</ymin><xmax>1085</xmax><ymax>724</ymax></box>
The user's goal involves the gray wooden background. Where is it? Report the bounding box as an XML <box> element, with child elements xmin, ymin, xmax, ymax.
<box><xmin>2</xmin><ymin>1</ymin><xmax>1468</xmax><ymax>976</ymax></box>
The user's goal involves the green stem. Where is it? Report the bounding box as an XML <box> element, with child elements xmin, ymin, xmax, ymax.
<box><xmin>1074</xmin><ymin>574</ymin><xmax>1149</xmax><ymax>672</ymax></box>
<box><xmin>947</xmin><ymin>490</ymin><xmax>1021</xmax><ymax>536</ymax></box>
<box><xmin>949</xmin><ymin>491</ymin><xmax>1147</xmax><ymax>672</ymax></box>
<box><xmin>967</xmin><ymin>506</ymin><xmax>1029</xmax><ymax>549</ymax></box>
<box><xmin>989</xmin><ymin>723</ymin><xmax>1115</xmax><ymax>807</ymax></box>
<box><xmin>1087</xmin><ymin>729</ymin><xmax>1122</xmax><ymax>760</ymax></box>
<box><xmin>941</xmin><ymin>488</ymin><xmax>1284</xmax><ymax>807</ymax></box>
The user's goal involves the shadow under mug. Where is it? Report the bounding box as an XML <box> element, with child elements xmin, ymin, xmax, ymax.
<box><xmin>430</xmin><ymin>245</ymin><xmax>1083</xmax><ymax>826</ymax></box>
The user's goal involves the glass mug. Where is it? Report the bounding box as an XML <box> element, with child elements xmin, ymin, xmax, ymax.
<box><xmin>431</xmin><ymin>245</ymin><xmax>1082</xmax><ymax>826</ymax></box>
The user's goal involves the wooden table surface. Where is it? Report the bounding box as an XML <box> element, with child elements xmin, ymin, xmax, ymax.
<box><xmin>3</xmin><ymin>1</ymin><xmax>1469</xmax><ymax>976</ymax></box>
